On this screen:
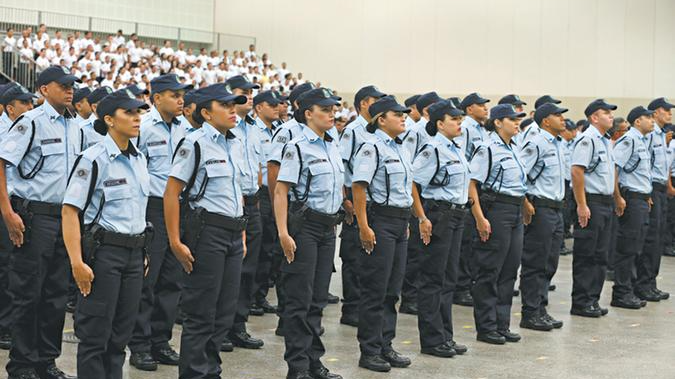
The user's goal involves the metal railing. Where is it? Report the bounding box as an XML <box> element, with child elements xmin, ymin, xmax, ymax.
<box><xmin>0</xmin><ymin>48</ymin><xmax>37</xmax><ymax>91</ymax></box>
<box><xmin>0</xmin><ymin>6</ymin><xmax>256</xmax><ymax>52</ymax></box>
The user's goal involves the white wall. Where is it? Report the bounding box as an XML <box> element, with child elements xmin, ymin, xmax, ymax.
<box><xmin>1</xmin><ymin>0</ymin><xmax>214</xmax><ymax>32</ymax></box>
<box><xmin>215</xmin><ymin>0</ymin><xmax>675</xmax><ymax>118</ymax></box>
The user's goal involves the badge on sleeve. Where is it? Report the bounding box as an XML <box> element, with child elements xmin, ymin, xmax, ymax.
<box><xmin>16</xmin><ymin>124</ymin><xmax>27</xmax><ymax>135</ymax></box>
<box><xmin>580</xmin><ymin>140</ymin><xmax>589</xmax><ymax>147</ymax></box>
<box><xmin>422</xmin><ymin>150</ymin><xmax>430</xmax><ymax>158</ymax></box>
<box><xmin>177</xmin><ymin>148</ymin><xmax>189</xmax><ymax>159</ymax></box>
<box><xmin>524</xmin><ymin>147</ymin><xmax>534</xmax><ymax>156</ymax></box>
<box><xmin>284</xmin><ymin>150</ymin><xmax>295</xmax><ymax>160</ymax></box>
<box><xmin>362</xmin><ymin>150</ymin><xmax>371</xmax><ymax>157</ymax></box>
<box><xmin>75</xmin><ymin>168</ymin><xmax>89</xmax><ymax>180</ymax></box>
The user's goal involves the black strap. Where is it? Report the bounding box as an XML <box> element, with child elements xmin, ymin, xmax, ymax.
<box><xmin>575</xmin><ymin>136</ymin><xmax>599</xmax><ymax>173</ymax></box>
<box><xmin>287</xmin><ymin>143</ymin><xmax>311</xmax><ymax>203</ymax></box>
<box><xmin>11</xmin><ymin>119</ymin><xmax>44</xmax><ymax>180</ymax></box>
<box><xmin>525</xmin><ymin>143</ymin><xmax>545</xmax><ymax>184</ymax></box>
<box><xmin>66</xmin><ymin>154</ymin><xmax>100</xmax><ymax>224</ymax></box>
<box><xmin>182</xmin><ymin>141</ymin><xmax>201</xmax><ymax>203</ymax></box>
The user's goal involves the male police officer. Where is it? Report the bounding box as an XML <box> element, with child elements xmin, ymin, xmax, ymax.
<box><xmin>129</xmin><ymin>73</ymin><xmax>191</xmax><ymax>371</ymax></box>
<box><xmin>404</xmin><ymin>94</ymin><xmax>421</xmax><ymax>129</ymax></box>
<box><xmin>80</xmin><ymin>86</ymin><xmax>113</xmax><ymax>150</ymax></box>
<box><xmin>611</xmin><ymin>106</ymin><xmax>655</xmax><ymax>309</ymax></box>
<box><xmin>0</xmin><ymin>66</ymin><xmax>79</xmax><ymax>379</ymax></box>
<box><xmin>570</xmin><ymin>99</ymin><xmax>620</xmax><ymax>318</ymax></box>
<box><xmin>519</xmin><ymin>103</ymin><xmax>568</xmax><ymax>331</ymax></box>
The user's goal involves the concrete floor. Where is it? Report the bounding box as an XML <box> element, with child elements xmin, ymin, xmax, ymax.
<box><xmin>3</xmin><ymin>241</ymin><xmax>675</xmax><ymax>379</ymax></box>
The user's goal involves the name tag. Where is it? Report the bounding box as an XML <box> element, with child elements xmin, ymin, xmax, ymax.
<box><xmin>41</xmin><ymin>138</ymin><xmax>62</xmax><ymax>145</ymax></box>
<box><xmin>384</xmin><ymin>159</ymin><xmax>400</xmax><ymax>164</ymax></box>
<box><xmin>104</xmin><ymin>178</ymin><xmax>127</xmax><ymax>187</ymax></box>
<box><xmin>147</xmin><ymin>140</ymin><xmax>167</xmax><ymax>147</ymax></box>
<box><xmin>309</xmin><ymin>159</ymin><xmax>327</xmax><ymax>165</ymax></box>
<box><xmin>205</xmin><ymin>159</ymin><xmax>227</xmax><ymax>165</ymax></box>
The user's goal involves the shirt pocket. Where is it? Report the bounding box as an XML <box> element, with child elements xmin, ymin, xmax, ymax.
<box><xmin>40</xmin><ymin>141</ymin><xmax>65</xmax><ymax>156</ymax></box>
<box><xmin>308</xmin><ymin>162</ymin><xmax>333</xmax><ymax>193</ymax></box>
<box><xmin>445</xmin><ymin>163</ymin><xmax>466</xmax><ymax>185</ymax></box>
<box><xmin>595</xmin><ymin>152</ymin><xmax>609</xmax><ymax>173</ymax></box>
<box><xmin>103</xmin><ymin>184</ymin><xmax>132</xmax><ymax>203</ymax></box>
<box><xmin>146</xmin><ymin>141</ymin><xmax>169</xmax><ymax>160</ymax></box>
<box><xmin>204</xmin><ymin>161</ymin><xmax>233</xmax><ymax>178</ymax></box>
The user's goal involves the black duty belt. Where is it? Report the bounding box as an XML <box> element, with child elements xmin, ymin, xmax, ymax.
<box><xmin>303</xmin><ymin>207</ymin><xmax>343</xmax><ymax>227</ymax></box>
<box><xmin>147</xmin><ymin>196</ymin><xmax>163</xmax><ymax>210</ymax></box>
<box><xmin>11</xmin><ymin>196</ymin><xmax>61</xmax><ymax>217</ymax></box>
<box><xmin>530</xmin><ymin>196</ymin><xmax>564</xmax><ymax>209</ymax></box>
<box><xmin>652</xmin><ymin>182</ymin><xmax>666</xmax><ymax>193</ymax></box>
<box><xmin>427</xmin><ymin>199</ymin><xmax>469</xmax><ymax>212</ymax></box>
<box><xmin>482</xmin><ymin>191</ymin><xmax>524</xmax><ymax>206</ymax></box>
<box><xmin>622</xmin><ymin>190</ymin><xmax>650</xmax><ymax>201</ymax></box>
<box><xmin>370</xmin><ymin>204</ymin><xmax>411</xmax><ymax>219</ymax></box>
<box><xmin>244</xmin><ymin>192</ymin><xmax>260</xmax><ymax>206</ymax></box>
<box><xmin>98</xmin><ymin>230</ymin><xmax>146</xmax><ymax>249</ymax></box>
<box><xmin>586</xmin><ymin>193</ymin><xmax>613</xmax><ymax>205</ymax></box>
<box><xmin>201</xmin><ymin>210</ymin><xmax>248</xmax><ymax>232</ymax></box>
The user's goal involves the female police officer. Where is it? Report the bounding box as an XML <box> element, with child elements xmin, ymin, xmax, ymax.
<box><xmin>163</xmin><ymin>84</ymin><xmax>248</xmax><ymax>379</ymax></box>
<box><xmin>351</xmin><ymin>95</ymin><xmax>426</xmax><ymax>373</ymax></box>
<box><xmin>274</xmin><ymin>87</ymin><xmax>343</xmax><ymax>379</ymax></box>
<box><xmin>62</xmin><ymin>88</ymin><xmax>151</xmax><ymax>379</ymax></box>
<box><xmin>412</xmin><ymin>100</ymin><xmax>470</xmax><ymax>358</ymax></box>
<box><xmin>468</xmin><ymin>103</ymin><xmax>527</xmax><ymax>345</ymax></box>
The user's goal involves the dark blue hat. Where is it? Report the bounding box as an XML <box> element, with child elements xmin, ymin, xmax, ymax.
<box><xmin>183</xmin><ymin>89</ymin><xmax>199</xmax><ymax>107</ymax></box>
<box><xmin>534</xmin><ymin>103</ymin><xmax>568</xmax><ymax>125</ymax></box>
<box><xmin>72</xmin><ymin>87</ymin><xmax>92</xmax><ymax>104</ymax></box>
<box><xmin>366</xmin><ymin>95</ymin><xmax>410</xmax><ymax>132</ymax></box>
<box><xmin>564</xmin><ymin>118</ymin><xmax>578</xmax><ymax>130</ymax></box>
<box><xmin>125</xmin><ymin>84</ymin><xmax>149</xmax><ymax>96</ymax></box>
<box><xmin>36</xmin><ymin>65</ymin><xmax>81</xmax><ymax>87</ymax></box>
<box><xmin>425</xmin><ymin>100</ymin><xmax>464</xmax><ymax>136</ymax></box>
<box><xmin>273</xmin><ymin>90</ymin><xmax>289</xmax><ymax>102</ymax></box>
<box><xmin>647</xmin><ymin>97</ymin><xmax>675</xmax><ymax>111</ymax></box>
<box><xmin>253</xmin><ymin>90</ymin><xmax>282</xmax><ymax>107</ymax></box>
<box><xmin>490</xmin><ymin>104</ymin><xmax>526</xmax><ymax>120</ymax></box>
<box><xmin>289</xmin><ymin>82</ymin><xmax>316</xmax><ymax>105</ymax></box>
<box><xmin>150</xmin><ymin>74</ymin><xmax>192</xmax><ymax>95</ymax></box>
<box><xmin>416</xmin><ymin>91</ymin><xmax>442</xmax><ymax>113</ymax></box>
<box><xmin>95</xmin><ymin>88</ymin><xmax>150</xmax><ymax>120</ymax></box>
<box><xmin>627</xmin><ymin>106</ymin><xmax>655</xmax><ymax>125</ymax></box>
<box><xmin>195</xmin><ymin>83</ymin><xmax>247</xmax><ymax>106</ymax></box>
<box><xmin>0</xmin><ymin>84</ymin><xmax>9</xmax><ymax>97</ymax></box>
<box><xmin>404</xmin><ymin>94</ymin><xmax>421</xmax><ymax>108</ymax></box>
<box><xmin>354</xmin><ymin>85</ymin><xmax>386</xmax><ymax>109</ymax></box>
<box><xmin>298</xmin><ymin>88</ymin><xmax>341</xmax><ymax>111</ymax></box>
<box><xmin>447</xmin><ymin>97</ymin><xmax>462</xmax><ymax>109</ymax></box>
<box><xmin>225</xmin><ymin>75</ymin><xmax>260</xmax><ymax>91</ymax></box>
<box><xmin>0</xmin><ymin>83</ymin><xmax>37</xmax><ymax>106</ymax></box>
<box><xmin>459</xmin><ymin>92</ymin><xmax>490</xmax><ymax>110</ymax></box>
<box><xmin>87</xmin><ymin>86</ymin><xmax>114</xmax><ymax>105</ymax></box>
<box><xmin>584</xmin><ymin>99</ymin><xmax>617</xmax><ymax>117</ymax></box>
<box><xmin>499</xmin><ymin>94</ymin><xmax>527</xmax><ymax>106</ymax></box>
<box><xmin>534</xmin><ymin>95</ymin><xmax>561</xmax><ymax>109</ymax></box>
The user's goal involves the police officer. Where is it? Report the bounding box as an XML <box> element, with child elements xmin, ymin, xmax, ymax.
<box><xmin>399</xmin><ymin>91</ymin><xmax>442</xmax><ymax>315</ymax></box>
<box><xmin>80</xmin><ymin>86</ymin><xmax>114</xmax><ymax>150</ymax></box>
<box><xmin>0</xmin><ymin>83</ymin><xmax>37</xmax><ymax>351</ymax></box>
<box><xmin>467</xmin><ymin>104</ymin><xmax>527</xmax><ymax>345</ymax></box>
<box><xmin>163</xmin><ymin>85</ymin><xmax>247</xmax><ymax>379</ymax></box>
<box><xmin>570</xmin><ymin>99</ymin><xmax>621</xmax><ymax>318</ymax></box>
<box><xmin>178</xmin><ymin>90</ymin><xmax>201</xmax><ymax>132</ymax></box>
<box><xmin>455</xmin><ymin>92</ymin><xmax>490</xmax><ymax>307</ymax></box>
<box><xmin>129</xmin><ymin>73</ymin><xmax>191</xmax><ymax>371</ymax></box>
<box><xmin>225</xmin><ymin>74</ymin><xmax>266</xmax><ymax>350</ymax></box>
<box><xmin>71</xmin><ymin>87</ymin><xmax>93</xmax><ymax>126</ymax></box>
<box><xmin>519</xmin><ymin>103</ymin><xmax>568</xmax><ymax>331</ymax></box>
<box><xmin>0</xmin><ymin>66</ymin><xmax>79</xmax><ymax>379</ymax></box>
<box><xmin>636</xmin><ymin>97</ymin><xmax>675</xmax><ymax>301</ymax></box>
<box><xmin>561</xmin><ymin>118</ymin><xmax>580</xmax><ymax>254</ymax></box>
<box><xmin>62</xmin><ymin>89</ymin><xmax>151</xmax><ymax>379</ymax></box>
<box><xmin>498</xmin><ymin>94</ymin><xmax>527</xmax><ymax>113</ymax></box>
<box><xmin>337</xmin><ymin>85</ymin><xmax>386</xmax><ymax>326</ymax></box>
<box><xmin>412</xmin><ymin>100</ymin><xmax>470</xmax><ymax>358</ymax></box>
<box><xmin>125</xmin><ymin>84</ymin><xmax>150</xmax><ymax>102</ymax></box>
<box><xmin>274</xmin><ymin>88</ymin><xmax>343</xmax><ymax>379</ymax></box>
<box><xmin>403</xmin><ymin>94</ymin><xmax>421</xmax><ymax>129</ymax></box>
<box><xmin>514</xmin><ymin>95</ymin><xmax>562</xmax><ymax>147</ymax></box>
<box><xmin>610</xmin><ymin>106</ymin><xmax>656</xmax><ymax>309</ymax></box>
<box><xmin>352</xmin><ymin>96</ymin><xmax>423</xmax><ymax>372</ymax></box>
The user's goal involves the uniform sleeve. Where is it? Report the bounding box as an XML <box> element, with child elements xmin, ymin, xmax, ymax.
<box><xmin>612</xmin><ymin>138</ymin><xmax>633</xmax><ymax>168</ymax></box>
<box><xmin>519</xmin><ymin>141</ymin><xmax>539</xmax><ymax>174</ymax></box>
<box><xmin>136</xmin><ymin>123</ymin><xmax>149</xmax><ymax>156</ymax></box>
<box><xmin>0</xmin><ymin>116</ymin><xmax>34</xmax><ymax>167</ymax></box>
<box><xmin>469</xmin><ymin>145</ymin><xmax>490</xmax><ymax>184</ymax></box>
<box><xmin>457</xmin><ymin>125</ymin><xmax>469</xmax><ymax>159</ymax></box>
<box><xmin>352</xmin><ymin>143</ymin><xmax>378</xmax><ymax>184</ymax></box>
<box><xmin>339</xmin><ymin>128</ymin><xmax>355</xmax><ymax>162</ymax></box>
<box><xmin>277</xmin><ymin>143</ymin><xmax>301</xmax><ymax>185</ymax></box>
<box><xmin>413</xmin><ymin>145</ymin><xmax>438</xmax><ymax>186</ymax></box>
<box><xmin>571</xmin><ymin>136</ymin><xmax>593</xmax><ymax>168</ymax></box>
<box><xmin>63</xmin><ymin>156</ymin><xmax>96</xmax><ymax>210</ymax></box>
<box><xmin>269</xmin><ymin>128</ymin><xmax>291</xmax><ymax>164</ymax></box>
<box><xmin>169</xmin><ymin>140</ymin><xmax>197</xmax><ymax>184</ymax></box>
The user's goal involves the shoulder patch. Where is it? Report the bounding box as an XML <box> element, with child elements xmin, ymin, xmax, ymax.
<box><xmin>284</xmin><ymin>150</ymin><xmax>295</xmax><ymax>160</ymax></box>
<box><xmin>15</xmin><ymin>123</ymin><xmax>27</xmax><ymax>135</ymax></box>
<box><xmin>342</xmin><ymin>133</ymin><xmax>351</xmax><ymax>140</ymax></box>
<box><xmin>362</xmin><ymin>149</ymin><xmax>371</xmax><ymax>156</ymax></box>
<box><xmin>422</xmin><ymin>150</ymin><xmax>430</xmax><ymax>158</ymax></box>
<box><xmin>580</xmin><ymin>140</ymin><xmax>589</xmax><ymax>147</ymax></box>
<box><xmin>177</xmin><ymin>147</ymin><xmax>190</xmax><ymax>159</ymax></box>
<box><xmin>75</xmin><ymin>167</ymin><xmax>89</xmax><ymax>180</ymax></box>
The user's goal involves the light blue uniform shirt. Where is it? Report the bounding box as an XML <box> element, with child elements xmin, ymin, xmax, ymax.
<box><xmin>470</xmin><ymin>133</ymin><xmax>527</xmax><ymax>197</ymax></box>
<box><xmin>413</xmin><ymin>132</ymin><xmax>470</xmax><ymax>204</ymax></box>
<box><xmin>613</xmin><ymin>127</ymin><xmax>652</xmax><ymax>194</ymax></box>
<box><xmin>648</xmin><ymin>125</ymin><xmax>670</xmax><ymax>185</ymax></box>
<box><xmin>256</xmin><ymin>117</ymin><xmax>276</xmax><ymax>187</ymax></box>
<box><xmin>399</xmin><ymin>117</ymin><xmax>430</xmax><ymax>162</ymax></box>
<box><xmin>177</xmin><ymin>115</ymin><xmax>198</xmax><ymax>134</ymax></box>
<box><xmin>514</xmin><ymin>121</ymin><xmax>540</xmax><ymax>148</ymax></box>
<box><xmin>0</xmin><ymin>113</ymin><xmax>14</xmax><ymax>194</ymax></box>
<box><xmin>563</xmin><ymin>136</ymin><xmax>576</xmax><ymax>182</ymax></box>
<box><xmin>0</xmin><ymin>112</ymin><xmax>13</xmax><ymax>134</ymax></box>
<box><xmin>571</xmin><ymin>125</ymin><xmax>616</xmax><ymax>196</ymax></box>
<box><xmin>520</xmin><ymin>129</ymin><xmax>566</xmax><ymax>201</ymax></box>
<box><xmin>352</xmin><ymin>128</ymin><xmax>413</xmax><ymax>207</ymax></box>
<box><xmin>0</xmin><ymin>100</ymin><xmax>80</xmax><ymax>204</ymax></box>
<box><xmin>80</xmin><ymin>114</ymin><xmax>104</xmax><ymax>150</ymax></box>
<box><xmin>269</xmin><ymin>118</ymin><xmax>303</xmax><ymax>165</ymax></box>
<box><xmin>63</xmin><ymin>134</ymin><xmax>149</xmax><ymax>234</ymax></box>
<box><xmin>170</xmin><ymin>122</ymin><xmax>244</xmax><ymax>217</ymax></box>
<box><xmin>277</xmin><ymin>127</ymin><xmax>344</xmax><ymax>214</ymax></box>
<box><xmin>232</xmin><ymin>115</ymin><xmax>263</xmax><ymax>196</ymax></box>
<box><xmin>457</xmin><ymin>116</ymin><xmax>489</xmax><ymax>161</ymax></box>
<box><xmin>137</xmin><ymin>106</ymin><xmax>188</xmax><ymax>197</ymax></box>
<box><xmin>339</xmin><ymin>115</ymin><xmax>377</xmax><ymax>187</ymax></box>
